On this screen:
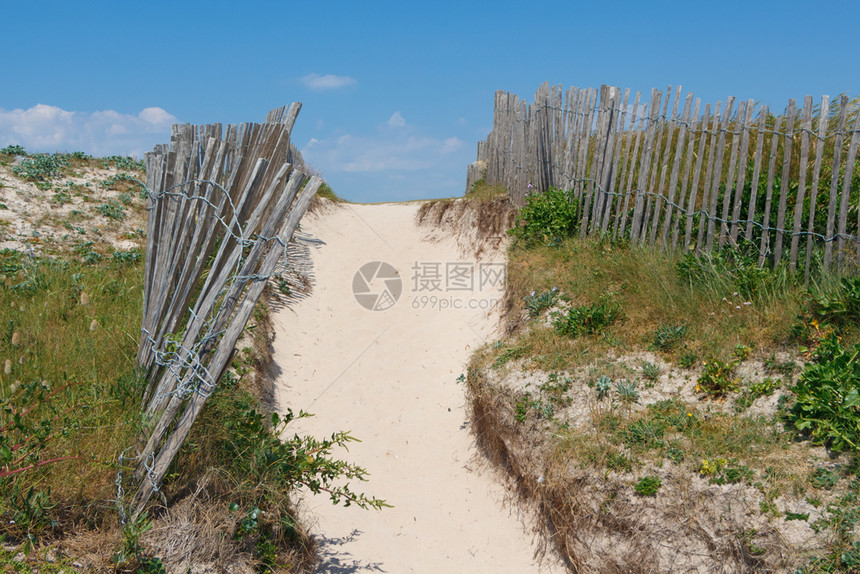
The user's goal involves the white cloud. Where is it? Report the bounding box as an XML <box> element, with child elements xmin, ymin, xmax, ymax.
<box><xmin>0</xmin><ymin>104</ymin><xmax>177</xmax><ymax>157</ymax></box>
<box><xmin>300</xmin><ymin>73</ymin><xmax>356</xmax><ymax>91</ymax></box>
<box><xmin>301</xmin><ymin>129</ymin><xmax>467</xmax><ymax>174</ymax></box>
<box><xmin>386</xmin><ymin>111</ymin><xmax>406</xmax><ymax>128</ymax></box>
<box><xmin>440</xmin><ymin>136</ymin><xmax>464</xmax><ymax>154</ymax></box>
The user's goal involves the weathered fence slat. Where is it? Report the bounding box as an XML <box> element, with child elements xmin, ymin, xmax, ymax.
<box><xmin>697</xmin><ymin>101</ymin><xmax>722</xmax><ymax>252</ymax></box>
<box><xmin>631</xmin><ymin>89</ymin><xmax>662</xmax><ymax>244</ymax></box>
<box><xmin>685</xmin><ymin>103</ymin><xmax>711</xmax><ymax>250</ymax></box>
<box><xmin>705</xmin><ymin>97</ymin><xmax>735</xmax><ymax>252</ymax></box>
<box><xmin>672</xmin><ymin>97</ymin><xmax>701</xmax><ymax>249</ymax></box>
<box><xmin>728</xmin><ymin>99</ymin><xmax>755</xmax><ymax>246</ymax></box>
<box><xmin>823</xmin><ymin>96</ymin><xmax>849</xmax><ymax>271</ymax></box>
<box><xmin>804</xmin><ymin>96</ymin><xmax>830</xmax><ymax>281</ymax></box>
<box><xmin>790</xmin><ymin>96</ymin><xmax>815</xmax><ymax>270</ymax></box>
<box><xmin>773</xmin><ymin>99</ymin><xmax>797</xmax><ymax>268</ymax></box>
<box><xmin>662</xmin><ymin>90</ymin><xmax>693</xmax><ymax>248</ymax></box>
<box><xmin>744</xmin><ymin>105</ymin><xmax>768</xmax><ymax>242</ymax></box>
<box><xmin>616</xmin><ymin>92</ymin><xmax>644</xmax><ymax>239</ymax></box>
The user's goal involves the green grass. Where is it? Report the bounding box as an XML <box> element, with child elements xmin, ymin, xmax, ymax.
<box><xmin>501</xmin><ymin>236</ymin><xmax>827</xmax><ymax>369</ymax></box>
<box><xmin>467</xmin><ymin>178</ymin><xmax>508</xmax><ymax>202</ymax></box>
<box><xmin>0</xmin><ymin>249</ymin><xmax>146</xmax><ymax>542</ymax></box>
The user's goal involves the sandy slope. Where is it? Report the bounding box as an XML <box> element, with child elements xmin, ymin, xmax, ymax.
<box><xmin>271</xmin><ymin>202</ymin><xmax>565</xmax><ymax>573</ymax></box>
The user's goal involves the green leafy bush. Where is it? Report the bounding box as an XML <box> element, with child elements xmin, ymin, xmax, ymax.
<box><xmin>510</xmin><ymin>186</ymin><xmax>579</xmax><ymax>247</ymax></box>
<box><xmin>641</xmin><ymin>361</ymin><xmax>660</xmax><ymax>382</ymax></box>
<box><xmin>634</xmin><ymin>475</ymin><xmax>661</xmax><ymax>496</ymax></box>
<box><xmin>696</xmin><ymin>359</ymin><xmax>739</xmax><ymax>397</ymax></box>
<box><xmin>100</xmin><ymin>156</ymin><xmax>144</xmax><ymax>171</ymax></box>
<box><xmin>788</xmin><ymin>338</ymin><xmax>860</xmax><ymax>452</ymax></box>
<box><xmin>553</xmin><ymin>302</ymin><xmax>620</xmax><ymax>337</ymax></box>
<box><xmin>749</xmin><ymin>377</ymin><xmax>781</xmax><ymax>398</ymax></box>
<box><xmin>95</xmin><ymin>202</ymin><xmax>126</xmax><ymax>221</ymax></box>
<box><xmin>524</xmin><ymin>287</ymin><xmax>559</xmax><ymax>318</ymax></box>
<box><xmin>11</xmin><ymin>154</ymin><xmax>69</xmax><ymax>182</ymax></box>
<box><xmin>0</xmin><ymin>145</ymin><xmax>25</xmax><ymax>156</ymax></box>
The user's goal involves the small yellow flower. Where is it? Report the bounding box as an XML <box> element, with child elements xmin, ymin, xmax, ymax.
<box><xmin>687</xmin><ymin>413</ymin><xmax>692</xmax><ymax>417</ymax></box>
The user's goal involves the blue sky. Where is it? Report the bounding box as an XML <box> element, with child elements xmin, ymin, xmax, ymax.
<box><xmin>1</xmin><ymin>0</ymin><xmax>857</xmax><ymax>203</ymax></box>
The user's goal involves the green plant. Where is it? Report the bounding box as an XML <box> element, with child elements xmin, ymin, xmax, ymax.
<box><xmin>810</xmin><ymin>467</ymin><xmax>841</xmax><ymax>490</ymax></box>
<box><xmin>696</xmin><ymin>359</ymin><xmax>739</xmax><ymax>397</ymax></box>
<box><xmin>223</xmin><ymin>409</ymin><xmax>388</xmax><ymax>509</ymax></box>
<box><xmin>0</xmin><ymin>145</ymin><xmax>25</xmax><ymax>155</ymax></box>
<box><xmin>594</xmin><ymin>375</ymin><xmax>612</xmax><ymax>401</ymax></box>
<box><xmin>641</xmin><ymin>361</ymin><xmax>660</xmax><ymax>383</ymax></box>
<box><xmin>553</xmin><ymin>302</ymin><xmax>620</xmax><ymax>337</ymax></box>
<box><xmin>676</xmin><ymin>242</ymin><xmax>773</xmax><ymax>299</ymax></box>
<box><xmin>709</xmin><ymin>461</ymin><xmax>754</xmax><ymax>485</ymax></box>
<box><xmin>788</xmin><ymin>338</ymin><xmax>860</xmax><ymax>451</ymax></box>
<box><xmin>509</xmin><ymin>186</ymin><xmax>579</xmax><ymax>247</ymax></box>
<box><xmin>524</xmin><ymin>287</ymin><xmax>559</xmax><ymax>318</ymax></box>
<box><xmin>764</xmin><ymin>354</ymin><xmax>796</xmax><ymax>379</ymax></box>
<box><xmin>665</xmin><ymin>443</ymin><xmax>685</xmax><ymax>463</ymax></box>
<box><xmin>841</xmin><ymin>541</ymin><xmax>860</xmax><ymax>569</ymax></box>
<box><xmin>614</xmin><ymin>379</ymin><xmax>639</xmax><ymax>406</ymax></box>
<box><xmin>649</xmin><ymin>323</ymin><xmax>687</xmax><ymax>351</ymax></box>
<box><xmin>101</xmin><ymin>156</ymin><xmax>145</xmax><ymax>171</ymax></box>
<box><xmin>112</xmin><ymin>512</ymin><xmax>165</xmax><ymax>572</ymax></box>
<box><xmin>112</xmin><ymin>250</ymin><xmax>141</xmax><ymax>265</ymax></box>
<box><xmin>749</xmin><ymin>377</ymin><xmax>781</xmax><ymax>398</ymax></box>
<box><xmin>11</xmin><ymin>154</ymin><xmax>69</xmax><ymax>182</ymax></box>
<box><xmin>493</xmin><ymin>343</ymin><xmax>532</xmax><ymax>368</ymax></box>
<box><xmin>733</xmin><ymin>344</ymin><xmax>752</xmax><ymax>362</ymax></box>
<box><xmin>677</xmin><ymin>351</ymin><xmax>697</xmax><ymax>369</ymax></box>
<box><xmin>315</xmin><ymin>181</ymin><xmax>344</xmax><ymax>203</ymax></box>
<box><xmin>814</xmin><ymin>276</ymin><xmax>860</xmax><ymax>324</ymax></box>
<box><xmin>634</xmin><ymin>475</ymin><xmax>661</xmax><ymax>496</ymax></box>
<box><xmin>51</xmin><ymin>190</ymin><xmax>72</xmax><ymax>205</ymax></box>
<box><xmin>95</xmin><ymin>202</ymin><xmax>126</xmax><ymax>221</ymax></box>
<box><xmin>72</xmin><ymin>241</ymin><xmax>102</xmax><ymax>263</ymax></box>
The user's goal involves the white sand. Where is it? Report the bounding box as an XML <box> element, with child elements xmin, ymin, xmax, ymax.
<box><xmin>271</xmin><ymin>202</ymin><xmax>565</xmax><ymax>573</ymax></box>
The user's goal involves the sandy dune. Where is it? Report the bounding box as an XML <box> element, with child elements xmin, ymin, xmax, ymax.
<box><xmin>271</xmin><ymin>202</ymin><xmax>564</xmax><ymax>573</ymax></box>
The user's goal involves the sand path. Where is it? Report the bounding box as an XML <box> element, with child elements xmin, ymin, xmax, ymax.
<box><xmin>271</xmin><ymin>202</ymin><xmax>564</xmax><ymax>573</ymax></box>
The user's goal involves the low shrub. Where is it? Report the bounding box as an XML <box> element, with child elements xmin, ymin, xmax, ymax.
<box><xmin>524</xmin><ymin>287</ymin><xmax>559</xmax><ymax>318</ymax></box>
<box><xmin>696</xmin><ymin>359</ymin><xmax>739</xmax><ymax>397</ymax></box>
<box><xmin>634</xmin><ymin>475</ymin><xmax>661</xmax><ymax>496</ymax></box>
<box><xmin>510</xmin><ymin>186</ymin><xmax>579</xmax><ymax>247</ymax></box>
<box><xmin>788</xmin><ymin>337</ymin><xmax>860</xmax><ymax>452</ymax></box>
<box><xmin>553</xmin><ymin>302</ymin><xmax>620</xmax><ymax>337</ymax></box>
<box><xmin>11</xmin><ymin>153</ymin><xmax>69</xmax><ymax>182</ymax></box>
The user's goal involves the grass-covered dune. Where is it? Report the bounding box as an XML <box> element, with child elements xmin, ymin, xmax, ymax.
<box><xmin>466</xmin><ymin>185</ymin><xmax>860</xmax><ymax>573</ymax></box>
<box><xmin>0</xmin><ymin>148</ymin><xmax>378</xmax><ymax>573</ymax></box>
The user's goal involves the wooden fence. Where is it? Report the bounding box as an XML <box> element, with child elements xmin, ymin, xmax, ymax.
<box><xmin>129</xmin><ymin>105</ymin><xmax>321</xmax><ymax>516</ymax></box>
<box><xmin>472</xmin><ymin>83</ymin><xmax>860</xmax><ymax>276</ymax></box>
